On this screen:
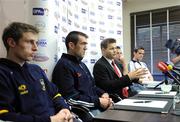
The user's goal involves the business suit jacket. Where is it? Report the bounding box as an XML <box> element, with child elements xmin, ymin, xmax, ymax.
<box><xmin>93</xmin><ymin>56</ymin><xmax>133</xmax><ymax>98</ymax></box>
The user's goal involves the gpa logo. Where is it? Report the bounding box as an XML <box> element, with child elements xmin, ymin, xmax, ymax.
<box><xmin>74</xmin><ymin>14</ymin><xmax>79</xmax><ymax>19</ymax></box>
<box><xmin>82</xmin><ymin>26</ymin><xmax>87</xmax><ymax>30</ymax></box>
<box><xmin>90</xmin><ymin>11</ymin><xmax>95</xmax><ymax>16</ymax></box>
<box><xmin>99</xmin><ymin>21</ymin><xmax>105</xmax><ymax>25</ymax></box>
<box><xmin>62</xmin><ymin>16</ymin><xmax>67</xmax><ymax>23</ymax></box>
<box><xmin>68</xmin><ymin>19</ymin><xmax>72</xmax><ymax>25</ymax></box>
<box><xmin>54</xmin><ymin>25</ymin><xmax>59</xmax><ymax>34</ymax></box>
<box><xmin>37</xmin><ymin>39</ymin><xmax>47</xmax><ymax>47</ymax></box>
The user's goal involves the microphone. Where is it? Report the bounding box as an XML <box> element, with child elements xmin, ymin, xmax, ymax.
<box><xmin>157</xmin><ymin>62</ymin><xmax>180</xmax><ymax>85</ymax></box>
<box><xmin>167</xmin><ymin>64</ymin><xmax>180</xmax><ymax>77</ymax></box>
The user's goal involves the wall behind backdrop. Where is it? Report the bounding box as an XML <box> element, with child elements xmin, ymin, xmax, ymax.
<box><xmin>0</xmin><ymin>0</ymin><xmax>123</xmax><ymax>79</ymax></box>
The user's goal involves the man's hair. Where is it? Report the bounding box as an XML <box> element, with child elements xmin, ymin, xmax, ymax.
<box><xmin>101</xmin><ymin>38</ymin><xmax>116</xmax><ymax>49</ymax></box>
<box><xmin>116</xmin><ymin>46</ymin><xmax>121</xmax><ymax>49</ymax></box>
<box><xmin>2</xmin><ymin>22</ymin><xmax>39</xmax><ymax>51</ymax></box>
<box><xmin>65</xmin><ymin>31</ymin><xmax>88</xmax><ymax>50</ymax></box>
<box><xmin>134</xmin><ymin>46</ymin><xmax>145</xmax><ymax>53</ymax></box>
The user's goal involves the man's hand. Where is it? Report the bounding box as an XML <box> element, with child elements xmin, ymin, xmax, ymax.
<box><xmin>128</xmin><ymin>68</ymin><xmax>148</xmax><ymax>80</ymax></box>
<box><xmin>50</xmin><ymin>109</ymin><xmax>73</xmax><ymax>122</ymax></box>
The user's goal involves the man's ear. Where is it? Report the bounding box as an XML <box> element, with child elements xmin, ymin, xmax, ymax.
<box><xmin>7</xmin><ymin>38</ymin><xmax>16</xmax><ymax>48</ymax></box>
<box><xmin>68</xmin><ymin>42</ymin><xmax>75</xmax><ymax>49</ymax></box>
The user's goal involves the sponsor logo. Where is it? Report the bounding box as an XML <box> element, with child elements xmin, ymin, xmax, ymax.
<box><xmin>74</xmin><ymin>14</ymin><xmax>79</xmax><ymax>19</ymax></box>
<box><xmin>18</xmin><ymin>84</ymin><xmax>28</xmax><ymax>95</ymax></box>
<box><xmin>61</xmin><ymin>26</ymin><xmax>68</xmax><ymax>33</ymax></box>
<box><xmin>116</xmin><ymin>2</ymin><xmax>121</xmax><ymax>6</ymax></box>
<box><xmin>81</xmin><ymin>0</ymin><xmax>88</xmax><ymax>5</ymax></box>
<box><xmin>54</xmin><ymin>54</ymin><xmax>58</xmax><ymax>62</ymax></box>
<box><xmin>62</xmin><ymin>37</ymin><xmax>66</xmax><ymax>42</ymax></box>
<box><xmin>81</xmin><ymin>8</ymin><xmax>86</xmax><ymax>14</ymax></box>
<box><xmin>99</xmin><ymin>28</ymin><xmax>106</xmax><ymax>33</ymax></box>
<box><xmin>100</xmin><ymin>36</ymin><xmax>105</xmax><ymax>40</ymax></box>
<box><xmin>54</xmin><ymin>25</ymin><xmax>59</xmax><ymax>34</ymax></box>
<box><xmin>90</xmin><ymin>11</ymin><xmax>95</xmax><ymax>16</ymax></box>
<box><xmin>68</xmin><ymin>9</ymin><xmax>73</xmax><ymax>16</ymax></box>
<box><xmin>109</xmin><ymin>30</ymin><xmax>114</xmax><ymax>34</ymax></box>
<box><xmin>37</xmin><ymin>39</ymin><xmax>47</xmax><ymax>47</ymax></box>
<box><xmin>90</xmin><ymin>43</ymin><xmax>96</xmax><ymax>47</ymax></box>
<box><xmin>107</xmin><ymin>0</ymin><xmax>113</xmax><ymax>5</ymax></box>
<box><xmin>99</xmin><ymin>21</ymin><xmax>105</xmax><ymax>25</ymax></box>
<box><xmin>90</xmin><ymin>59</ymin><xmax>96</xmax><ymax>63</ymax></box>
<box><xmin>108</xmin><ymin>15</ymin><xmax>113</xmax><ymax>19</ymax></box>
<box><xmin>117</xmin><ymin>16</ymin><xmax>122</xmax><ymax>21</ymax></box>
<box><xmin>33</xmin><ymin>8</ymin><xmax>49</xmax><ymax>16</ymax></box>
<box><xmin>98</xmin><ymin>0</ymin><xmax>104</xmax><ymax>3</ymax></box>
<box><xmin>33</xmin><ymin>8</ymin><xmax>44</xmax><ymax>15</ymax></box>
<box><xmin>68</xmin><ymin>19</ymin><xmax>72</xmax><ymax>25</ymax></box>
<box><xmin>54</xmin><ymin>0</ymin><xmax>60</xmax><ymax>6</ymax></box>
<box><xmin>82</xmin><ymin>26</ymin><xmax>87</xmax><ymax>30</ymax></box>
<box><xmin>117</xmin><ymin>30</ymin><xmax>122</xmax><ymax>35</ymax></box>
<box><xmin>74</xmin><ymin>22</ymin><xmax>80</xmax><ymax>28</ymax></box>
<box><xmin>90</xmin><ymin>51</ymin><xmax>98</xmax><ymax>55</ymax></box>
<box><xmin>90</xmin><ymin>27</ymin><xmax>95</xmax><ymax>31</ymax></box>
<box><xmin>54</xmin><ymin>11</ymin><xmax>60</xmax><ymax>20</ymax></box>
<box><xmin>62</xmin><ymin>16</ymin><xmax>67</xmax><ymax>22</ymax></box>
<box><xmin>98</xmin><ymin>5</ymin><xmax>103</xmax><ymax>10</ymax></box>
<box><xmin>90</xmin><ymin>19</ymin><xmax>96</xmax><ymax>24</ymax></box>
<box><xmin>82</xmin><ymin>59</ymin><xmax>88</xmax><ymax>63</ymax></box>
<box><xmin>33</xmin><ymin>53</ymin><xmax>49</xmax><ymax>62</ymax></box>
<box><xmin>40</xmin><ymin>79</ymin><xmax>46</xmax><ymax>91</ymax></box>
<box><xmin>34</xmin><ymin>21</ymin><xmax>46</xmax><ymax>30</ymax></box>
<box><xmin>107</xmin><ymin>8</ymin><xmax>115</xmax><ymax>12</ymax></box>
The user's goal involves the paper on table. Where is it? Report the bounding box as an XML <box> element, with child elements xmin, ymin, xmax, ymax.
<box><xmin>138</xmin><ymin>90</ymin><xmax>177</xmax><ymax>96</ymax></box>
<box><xmin>115</xmin><ymin>99</ymin><xmax>168</xmax><ymax>108</ymax></box>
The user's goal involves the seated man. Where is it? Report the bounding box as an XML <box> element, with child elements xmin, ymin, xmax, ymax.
<box><xmin>52</xmin><ymin>31</ymin><xmax>112</xmax><ymax>116</ymax></box>
<box><xmin>93</xmin><ymin>38</ymin><xmax>147</xmax><ymax>99</ymax></box>
<box><xmin>0</xmin><ymin>22</ymin><xmax>73</xmax><ymax>122</ymax></box>
<box><xmin>128</xmin><ymin>47</ymin><xmax>154</xmax><ymax>82</ymax></box>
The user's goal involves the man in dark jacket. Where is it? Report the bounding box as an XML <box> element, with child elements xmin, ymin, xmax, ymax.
<box><xmin>0</xmin><ymin>22</ymin><xmax>72</xmax><ymax>122</ymax></box>
<box><xmin>52</xmin><ymin>31</ymin><xmax>112</xmax><ymax>113</ymax></box>
<box><xmin>93</xmin><ymin>38</ymin><xmax>147</xmax><ymax>99</ymax></box>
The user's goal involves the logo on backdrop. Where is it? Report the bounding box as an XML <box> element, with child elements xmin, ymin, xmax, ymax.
<box><xmin>37</xmin><ymin>39</ymin><xmax>47</xmax><ymax>47</ymax></box>
<box><xmin>33</xmin><ymin>8</ymin><xmax>49</xmax><ymax>16</ymax></box>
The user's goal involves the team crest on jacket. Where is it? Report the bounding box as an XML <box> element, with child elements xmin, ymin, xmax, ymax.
<box><xmin>40</xmin><ymin>79</ymin><xmax>46</xmax><ymax>91</ymax></box>
<box><xmin>18</xmin><ymin>84</ymin><xmax>28</xmax><ymax>95</ymax></box>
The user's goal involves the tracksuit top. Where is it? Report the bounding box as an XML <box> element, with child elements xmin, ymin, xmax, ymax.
<box><xmin>52</xmin><ymin>53</ymin><xmax>105</xmax><ymax>107</ymax></box>
<box><xmin>0</xmin><ymin>58</ymin><xmax>69</xmax><ymax>122</ymax></box>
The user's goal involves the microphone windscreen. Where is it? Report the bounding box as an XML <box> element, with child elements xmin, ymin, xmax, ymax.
<box><xmin>167</xmin><ymin>64</ymin><xmax>173</xmax><ymax>71</ymax></box>
<box><xmin>157</xmin><ymin>62</ymin><xmax>168</xmax><ymax>72</ymax></box>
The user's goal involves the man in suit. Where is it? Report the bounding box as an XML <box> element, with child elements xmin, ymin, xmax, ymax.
<box><xmin>93</xmin><ymin>38</ymin><xmax>147</xmax><ymax>98</ymax></box>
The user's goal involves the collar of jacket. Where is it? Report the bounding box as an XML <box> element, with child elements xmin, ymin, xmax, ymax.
<box><xmin>0</xmin><ymin>58</ymin><xmax>28</xmax><ymax>69</ymax></box>
<box><xmin>62</xmin><ymin>53</ymin><xmax>81</xmax><ymax>64</ymax></box>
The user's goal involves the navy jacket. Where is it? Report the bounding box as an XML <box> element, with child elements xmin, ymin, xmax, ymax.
<box><xmin>52</xmin><ymin>53</ymin><xmax>105</xmax><ymax>107</ymax></box>
<box><xmin>93</xmin><ymin>56</ymin><xmax>133</xmax><ymax>98</ymax></box>
<box><xmin>0</xmin><ymin>58</ymin><xmax>69</xmax><ymax>122</ymax></box>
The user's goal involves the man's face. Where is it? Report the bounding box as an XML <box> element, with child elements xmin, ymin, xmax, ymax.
<box><xmin>134</xmin><ymin>49</ymin><xmax>145</xmax><ymax>61</ymax></box>
<box><xmin>72</xmin><ymin>35</ymin><xmax>88</xmax><ymax>59</ymax></box>
<box><xmin>115</xmin><ymin>48</ymin><xmax>123</xmax><ymax>60</ymax></box>
<box><xmin>103</xmin><ymin>43</ymin><xmax>117</xmax><ymax>60</ymax></box>
<box><xmin>12</xmin><ymin>32</ymin><xmax>38</xmax><ymax>62</ymax></box>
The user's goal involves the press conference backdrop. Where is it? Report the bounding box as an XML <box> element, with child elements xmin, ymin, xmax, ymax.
<box><xmin>0</xmin><ymin>0</ymin><xmax>123</xmax><ymax>79</ymax></box>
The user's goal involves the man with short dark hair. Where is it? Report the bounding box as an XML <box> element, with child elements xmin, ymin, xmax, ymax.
<box><xmin>129</xmin><ymin>47</ymin><xmax>154</xmax><ymax>82</ymax></box>
<box><xmin>0</xmin><ymin>22</ymin><xmax>73</xmax><ymax>122</ymax></box>
<box><xmin>93</xmin><ymin>38</ymin><xmax>147</xmax><ymax>98</ymax></box>
<box><xmin>52</xmin><ymin>31</ymin><xmax>112</xmax><ymax>117</ymax></box>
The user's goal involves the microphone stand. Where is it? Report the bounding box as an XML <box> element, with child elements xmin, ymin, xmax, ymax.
<box><xmin>154</xmin><ymin>77</ymin><xmax>168</xmax><ymax>89</ymax></box>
